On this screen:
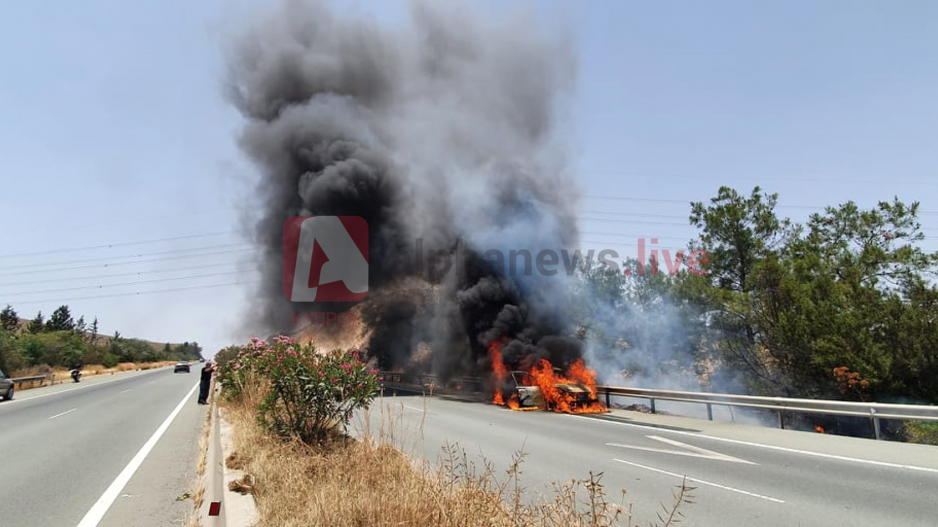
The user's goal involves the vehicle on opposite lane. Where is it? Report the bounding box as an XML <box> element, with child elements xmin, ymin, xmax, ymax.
<box><xmin>0</xmin><ymin>368</ymin><xmax>13</xmax><ymax>400</ymax></box>
<box><xmin>173</xmin><ymin>361</ymin><xmax>190</xmax><ymax>373</ymax></box>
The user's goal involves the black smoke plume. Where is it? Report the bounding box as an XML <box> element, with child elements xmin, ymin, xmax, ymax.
<box><xmin>227</xmin><ymin>0</ymin><xmax>582</xmax><ymax>379</ymax></box>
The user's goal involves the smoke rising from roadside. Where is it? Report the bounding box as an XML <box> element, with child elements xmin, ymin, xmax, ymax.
<box><xmin>226</xmin><ymin>0</ymin><xmax>583</xmax><ymax>378</ymax></box>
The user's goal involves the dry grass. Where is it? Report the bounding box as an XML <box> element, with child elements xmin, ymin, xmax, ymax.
<box><xmin>222</xmin><ymin>388</ymin><xmax>691</xmax><ymax>527</ymax></box>
<box><xmin>138</xmin><ymin>360</ymin><xmax>176</xmax><ymax>370</ymax></box>
<box><xmin>11</xmin><ymin>361</ymin><xmax>178</xmax><ymax>391</ymax></box>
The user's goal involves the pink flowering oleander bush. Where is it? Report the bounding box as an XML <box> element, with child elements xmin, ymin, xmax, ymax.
<box><xmin>216</xmin><ymin>336</ymin><xmax>380</xmax><ymax>443</ymax></box>
<box><xmin>213</xmin><ymin>345</ymin><xmax>245</xmax><ymax>398</ymax></box>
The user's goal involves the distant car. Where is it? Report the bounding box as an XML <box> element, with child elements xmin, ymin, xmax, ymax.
<box><xmin>0</xmin><ymin>368</ymin><xmax>13</xmax><ymax>400</ymax></box>
<box><xmin>174</xmin><ymin>361</ymin><xmax>190</xmax><ymax>373</ymax></box>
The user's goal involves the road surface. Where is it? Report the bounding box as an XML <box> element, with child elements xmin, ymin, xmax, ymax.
<box><xmin>356</xmin><ymin>391</ymin><xmax>938</xmax><ymax>527</ymax></box>
<box><xmin>0</xmin><ymin>368</ymin><xmax>206</xmax><ymax>527</ymax></box>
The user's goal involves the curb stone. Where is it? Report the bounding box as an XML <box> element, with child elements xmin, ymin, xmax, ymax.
<box><xmin>218</xmin><ymin>407</ymin><xmax>260</xmax><ymax>527</ymax></box>
<box><xmin>198</xmin><ymin>391</ymin><xmax>225</xmax><ymax>526</ymax></box>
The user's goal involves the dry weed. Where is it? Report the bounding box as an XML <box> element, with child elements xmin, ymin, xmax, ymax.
<box><xmin>221</xmin><ymin>392</ymin><xmax>690</xmax><ymax>527</ymax></box>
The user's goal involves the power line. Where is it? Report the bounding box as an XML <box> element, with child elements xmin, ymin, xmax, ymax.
<box><xmin>580</xmin><ymin>231</ymin><xmax>692</xmax><ymax>241</ymax></box>
<box><xmin>576</xmin><ymin>206</ymin><xmax>938</xmax><ymax>236</ymax></box>
<box><xmin>582</xmin><ymin>171</ymin><xmax>938</xmax><ymax>187</ymax></box>
<box><xmin>578</xmin><ymin>210</ymin><xmax>694</xmax><ymax>221</ymax></box>
<box><xmin>577</xmin><ymin>216</ymin><xmax>689</xmax><ymax>227</ymax></box>
<box><xmin>8</xmin><ymin>209</ymin><xmax>236</xmax><ymax>238</ymax></box>
<box><xmin>4</xmin><ymin>279</ymin><xmax>262</xmax><ymax>306</ymax></box>
<box><xmin>0</xmin><ymin>231</ymin><xmax>243</xmax><ymax>259</ymax></box>
<box><xmin>0</xmin><ymin>244</ymin><xmax>257</xmax><ymax>273</ymax></box>
<box><xmin>578</xmin><ymin>215</ymin><xmax>938</xmax><ymax>238</ymax></box>
<box><xmin>0</xmin><ymin>247</ymin><xmax>257</xmax><ymax>278</ymax></box>
<box><xmin>577</xmin><ymin>194</ymin><xmax>938</xmax><ymax>216</ymax></box>
<box><xmin>0</xmin><ymin>260</ymin><xmax>260</xmax><ymax>288</ymax></box>
<box><xmin>0</xmin><ymin>270</ymin><xmax>254</xmax><ymax>298</ymax></box>
<box><xmin>580</xmin><ymin>240</ymin><xmax>690</xmax><ymax>252</ymax></box>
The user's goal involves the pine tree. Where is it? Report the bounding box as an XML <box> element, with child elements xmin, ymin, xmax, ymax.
<box><xmin>88</xmin><ymin>317</ymin><xmax>100</xmax><ymax>345</ymax></box>
<box><xmin>46</xmin><ymin>305</ymin><xmax>76</xmax><ymax>332</ymax></box>
<box><xmin>0</xmin><ymin>305</ymin><xmax>18</xmax><ymax>333</ymax></box>
<box><xmin>27</xmin><ymin>312</ymin><xmax>45</xmax><ymax>334</ymax></box>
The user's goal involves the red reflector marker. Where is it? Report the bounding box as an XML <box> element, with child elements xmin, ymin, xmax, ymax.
<box><xmin>209</xmin><ymin>501</ymin><xmax>221</xmax><ymax>516</ymax></box>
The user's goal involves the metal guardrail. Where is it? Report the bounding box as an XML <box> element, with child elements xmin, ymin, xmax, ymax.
<box><xmin>10</xmin><ymin>374</ymin><xmax>53</xmax><ymax>389</ymax></box>
<box><xmin>595</xmin><ymin>385</ymin><xmax>938</xmax><ymax>440</ymax></box>
<box><xmin>377</xmin><ymin>371</ymin><xmax>938</xmax><ymax>440</ymax></box>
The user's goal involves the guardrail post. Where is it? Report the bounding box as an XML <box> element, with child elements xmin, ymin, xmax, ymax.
<box><xmin>777</xmin><ymin>410</ymin><xmax>784</xmax><ymax>429</ymax></box>
<box><xmin>706</xmin><ymin>403</ymin><xmax>713</xmax><ymax>421</ymax></box>
<box><xmin>649</xmin><ymin>398</ymin><xmax>656</xmax><ymax>414</ymax></box>
<box><xmin>870</xmin><ymin>408</ymin><xmax>882</xmax><ymax>440</ymax></box>
<box><xmin>604</xmin><ymin>390</ymin><xmax>610</xmax><ymax>408</ymax></box>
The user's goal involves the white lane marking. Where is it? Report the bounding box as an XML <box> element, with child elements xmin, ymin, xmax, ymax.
<box><xmin>48</xmin><ymin>408</ymin><xmax>77</xmax><ymax>420</ymax></box>
<box><xmin>578</xmin><ymin>415</ymin><xmax>938</xmax><ymax>475</ymax></box>
<box><xmin>0</xmin><ymin>369</ymin><xmax>165</xmax><ymax>407</ymax></box>
<box><xmin>75</xmin><ymin>381</ymin><xmax>199</xmax><ymax>527</ymax></box>
<box><xmin>119</xmin><ymin>389</ymin><xmax>132</xmax><ymax>394</ymax></box>
<box><xmin>607</xmin><ymin>435</ymin><xmax>756</xmax><ymax>464</ymax></box>
<box><xmin>400</xmin><ymin>404</ymin><xmax>426</xmax><ymax>413</ymax></box>
<box><xmin>614</xmin><ymin>458</ymin><xmax>785</xmax><ymax>503</ymax></box>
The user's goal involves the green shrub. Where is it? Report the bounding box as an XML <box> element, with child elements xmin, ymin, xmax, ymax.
<box><xmin>102</xmin><ymin>353</ymin><xmax>119</xmax><ymax>369</ymax></box>
<box><xmin>0</xmin><ymin>329</ymin><xmax>25</xmax><ymax>373</ymax></box>
<box><xmin>217</xmin><ymin>336</ymin><xmax>379</xmax><ymax>444</ymax></box>
<box><xmin>62</xmin><ymin>349</ymin><xmax>84</xmax><ymax>368</ymax></box>
<box><xmin>903</xmin><ymin>421</ymin><xmax>938</xmax><ymax>445</ymax></box>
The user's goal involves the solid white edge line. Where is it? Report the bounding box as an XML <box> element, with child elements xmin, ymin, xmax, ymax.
<box><xmin>48</xmin><ymin>408</ymin><xmax>77</xmax><ymax>420</ymax></box>
<box><xmin>577</xmin><ymin>415</ymin><xmax>938</xmax><ymax>475</ymax></box>
<box><xmin>75</xmin><ymin>381</ymin><xmax>200</xmax><ymax>527</ymax></box>
<box><xmin>613</xmin><ymin>458</ymin><xmax>786</xmax><ymax>503</ymax></box>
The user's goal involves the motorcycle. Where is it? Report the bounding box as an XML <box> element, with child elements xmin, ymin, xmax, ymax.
<box><xmin>70</xmin><ymin>368</ymin><xmax>82</xmax><ymax>383</ymax></box>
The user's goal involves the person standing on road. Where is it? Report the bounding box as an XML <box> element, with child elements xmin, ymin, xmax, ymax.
<box><xmin>198</xmin><ymin>362</ymin><xmax>215</xmax><ymax>405</ymax></box>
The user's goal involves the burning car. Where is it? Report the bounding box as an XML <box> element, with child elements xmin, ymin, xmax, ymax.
<box><xmin>508</xmin><ymin>369</ymin><xmax>597</xmax><ymax>411</ymax></box>
<box><xmin>489</xmin><ymin>341</ymin><xmax>608</xmax><ymax>414</ymax></box>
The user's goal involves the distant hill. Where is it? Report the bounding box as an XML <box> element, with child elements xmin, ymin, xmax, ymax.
<box><xmin>13</xmin><ymin>318</ymin><xmax>183</xmax><ymax>351</ymax></box>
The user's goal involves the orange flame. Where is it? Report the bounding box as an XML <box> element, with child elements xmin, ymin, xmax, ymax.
<box><xmin>529</xmin><ymin>359</ymin><xmax>608</xmax><ymax>414</ymax></box>
<box><xmin>489</xmin><ymin>341</ymin><xmax>509</xmax><ymax>406</ymax></box>
<box><xmin>507</xmin><ymin>394</ymin><xmax>520</xmax><ymax>409</ymax></box>
<box><xmin>488</xmin><ymin>339</ymin><xmax>608</xmax><ymax>414</ymax></box>
<box><xmin>814</xmin><ymin>425</ymin><xmax>825</xmax><ymax>434</ymax></box>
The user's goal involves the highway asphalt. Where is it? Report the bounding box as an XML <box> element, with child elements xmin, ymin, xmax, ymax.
<box><xmin>356</xmin><ymin>391</ymin><xmax>938</xmax><ymax>527</ymax></box>
<box><xmin>0</xmin><ymin>367</ymin><xmax>206</xmax><ymax>527</ymax></box>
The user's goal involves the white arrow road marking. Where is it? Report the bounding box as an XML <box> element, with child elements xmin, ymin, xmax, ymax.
<box><xmin>614</xmin><ymin>458</ymin><xmax>785</xmax><ymax>503</ymax></box>
<box><xmin>49</xmin><ymin>408</ymin><xmax>77</xmax><ymax>420</ymax></box>
<box><xmin>581</xmin><ymin>415</ymin><xmax>938</xmax><ymax>474</ymax></box>
<box><xmin>607</xmin><ymin>435</ymin><xmax>757</xmax><ymax>464</ymax></box>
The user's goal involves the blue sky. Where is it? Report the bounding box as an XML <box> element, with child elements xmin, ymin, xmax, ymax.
<box><xmin>1</xmin><ymin>0</ymin><xmax>936</xmax><ymax>354</ymax></box>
